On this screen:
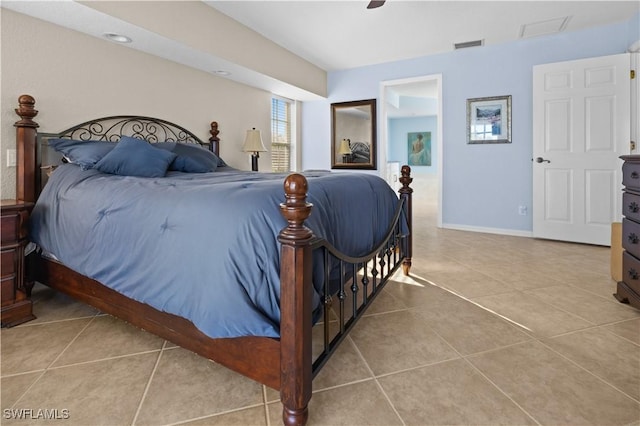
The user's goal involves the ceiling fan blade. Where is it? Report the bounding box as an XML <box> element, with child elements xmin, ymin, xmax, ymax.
<box><xmin>367</xmin><ymin>0</ymin><xmax>385</xmax><ymax>9</ymax></box>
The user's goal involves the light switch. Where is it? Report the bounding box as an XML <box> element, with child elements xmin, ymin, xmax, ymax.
<box><xmin>6</xmin><ymin>149</ymin><xmax>17</xmax><ymax>167</ymax></box>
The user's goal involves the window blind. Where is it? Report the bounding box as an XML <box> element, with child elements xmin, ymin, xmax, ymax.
<box><xmin>271</xmin><ymin>97</ymin><xmax>291</xmax><ymax>173</ymax></box>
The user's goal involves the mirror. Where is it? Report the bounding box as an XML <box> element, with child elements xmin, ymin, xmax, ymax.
<box><xmin>331</xmin><ymin>99</ymin><xmax>377</xmax><ymax>169</ymax></box>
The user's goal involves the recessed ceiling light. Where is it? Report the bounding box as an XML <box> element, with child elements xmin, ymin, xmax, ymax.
<box><xmin>213</xmin><ymin>70</ymin><xmax>231</xmax><ymax>76</ymax></box>
<box><xmin>104</xmin><ymin>33</ymin><xmax>132</xmax><ymax>43</ymax></box>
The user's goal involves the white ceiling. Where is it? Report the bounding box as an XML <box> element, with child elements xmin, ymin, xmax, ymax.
<box><xmin>3</xmin><ymin>0</ymin><xmax>638</xmax><ymax>114</ymax></box>
<box><xmin>207</xmin><ymin>1</ymin><xmax>639</xmax><ymax>71</ymax></box>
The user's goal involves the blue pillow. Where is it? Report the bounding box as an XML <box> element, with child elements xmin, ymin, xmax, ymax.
<box><xmin>154</xmin><ymin>142</ymin><xmax>219</xmax><ymax>173</ymax></box>
<box><xmin>95</xmin><ymin>136</ymin><xmax>176</xmax><ymax>177</ymax></box>
<box><xmin>48</xmin><ymin>138</ymin><xmax>116</xmax><ymax>170</ymax></box>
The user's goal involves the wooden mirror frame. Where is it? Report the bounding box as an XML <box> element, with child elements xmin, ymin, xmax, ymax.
<box><xmin>331</xmin><ymin>99</ymin><xmax>377</xmax><ymax>170</ymax></box>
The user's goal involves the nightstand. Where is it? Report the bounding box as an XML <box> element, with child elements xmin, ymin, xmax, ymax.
<box><xmin>1</xmin><ymin>200</ymin><xmax>35</xmax><ymax>327</ymax></box>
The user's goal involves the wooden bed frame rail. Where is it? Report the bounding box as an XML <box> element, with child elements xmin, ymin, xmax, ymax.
<box><xmin>14</xmin><ymin>94</ymin><xmax>413</xmax><ymax>426</ymax></box>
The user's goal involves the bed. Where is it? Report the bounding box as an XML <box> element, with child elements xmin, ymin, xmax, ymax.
<box><xmin>13</xmin><ymin>94</ymin><xmax>413</xmax><ymax>425</ymax></box>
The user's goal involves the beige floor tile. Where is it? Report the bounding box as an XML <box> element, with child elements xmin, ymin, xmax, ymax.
<box><xmin>3</xmin><ymin>353</ymin><xmax>158</xmax><ymax>426</ymax></box>
<box><xmin>177</xmin><ymin>406</ymin><xmax>267</xmax><ymax>425</ymax></box>
<box><xmin>411</xmin><ymin>300</ymin><xmax>531</xmax><ymax>356</ymax></box>
<box><xmin>468</xmin><ymin>340</ymin><xmax>640</xmax><ymax>425</ymax></box>
<box><xmin>525</xmin><ymin>285</ymin><xmax>640</xmax><ymax>325</ymax></box>
<box><xmin>350</xmin><ymin>310</ymin><xmax>459</xmax><ymax>376</ymax></box>
<box><xmin>379</xmin><ymin>358</ymin><xmax>537</xmax><ymax>425</ymax></box>
<box><xmin>361</xmin><ymin>287</ymin><xmax>407</xmax><ymax>316</ymax></box>
<box><xmin>544</xmin><ymin>327</ymin><xmax>640</xmax><ymax>401</ymax></box>
<box><xmin>1</xmin><ymin>372</ymin><xmax>42</xmax><ymax>410</ymax></box>
<box><xmin>425</xmin><ymin>269</ymin><xmax>517</xmax><ymax>298</ymax></box>
<box><xmin>29</xmin><ymin>284</ymin><xmax>99</xmax><ymax>324</ymax></box>
<box><xmin>408</xmin><ymin>256</ymin><xmax>465</xmax><ymax>274</ymax></box>
<box><xmin>442</xmin><ymin>247</ymin><xmax>526</xmax><ymax>267</ymax></box>
<box><xmin>1</xmin><ymin>319</ymin><xmax>90</xmax><ymax>375</ymax></box>
<box><xmin>383</xmin><ymin>274</ymin><xmax>463</xmax><ymax>310</ymax></box>
<box><xmin>470</xmin><ymin>263</ymin><xmax>565</xmax><ymax>291</ymax></box>
<box><xmin>388</xmin><ymin>273</ymin><xmax>531</xmax><ymax>357</ymax></box>
<box><xmin>51</xmin><ymin>315</ymin><xmax>164</xmax><ymax>367</ymax></box>
<box><xmin>312</xmin><ymin>337</ymin><xmax>373</xmax><ymax>391</ymax></box>
<box><xmin>135</xmin><ymin>347</ymin><xmax>263</xmax><ymax>425</ymax></box>
<box><xmin>472</xmin><ymin>291</ymin><xmax>593</xmax><ymax>337</ymax></box>
<box><xmin>164</xmin><ymin>339</ymin><xmax>179</xmax><ymax>348</ymax></box>
<box><xmin>603</xmin><ymin>318</ymin><xmax>640</xmax><ymax>344</ymax></box>
<box><xmin>555</xmin><ymin>265</ymin><xmax>612</xmax><ymax>283</ymax></box>
<box><xmin>268</xmin><ymin>380</ymin><xmax>402</xmax><ymax>426</ymax></box>
<box><xmin>573</xmin><ymin>277</ymin><xmax>621</xmax><ymax>300</ymax></box>
<box><xmin>264</xmin><ymin>385</ymin><xmax>280</xmax><ymax>404</ymax></box>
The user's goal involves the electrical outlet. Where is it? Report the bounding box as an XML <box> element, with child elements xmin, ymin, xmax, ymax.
<box><xmin>518</xmin><ymin>205</ymin><xmax>527</xmax><ymax>216</ymax></box>
<box><xmin>6</xmin><ymin>149</ymin><xmax>16</xmax><ymax>167</ymax></box>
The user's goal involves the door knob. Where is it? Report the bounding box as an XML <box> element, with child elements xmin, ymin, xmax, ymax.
<box><xmin>535</xmin><ymin>157</ymin><xmax>550</xmax><ymax>163</ymax></box>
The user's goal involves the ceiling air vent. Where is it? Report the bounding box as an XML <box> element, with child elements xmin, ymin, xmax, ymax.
<box><xmin>454</xmin><ymin>40</ymin><xmax>484</xmax><ymax>50</ymax></box>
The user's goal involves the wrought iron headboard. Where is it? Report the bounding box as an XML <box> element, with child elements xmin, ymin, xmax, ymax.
<box><xmin>35</xmin><ymin>115</ymin><xmax>221</xmax><ymax>198</ymax></box>
<box><xmin>45</xmin><ymin>115</ymin><xmax>209</xmax><ymax>144</ymax></box>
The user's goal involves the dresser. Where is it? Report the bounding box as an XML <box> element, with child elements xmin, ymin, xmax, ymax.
<box><xmin>1</xmin><ymin>200</ymin><xmax>35</xmax><ymax>327</ymax></box>
<box><xmin>617</xmin><ymin>156</ymin><xmax>640</xmax><ymax>309</ymax></box>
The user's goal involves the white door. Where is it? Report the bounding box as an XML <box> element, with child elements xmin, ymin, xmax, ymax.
<box><xmin>533</xmin><ymin>53</ymin><xmax>631</xmax><ymax>246</ymax></box>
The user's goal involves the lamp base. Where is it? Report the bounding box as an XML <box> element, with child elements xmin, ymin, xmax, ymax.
<box><xmin>251</xmin><ymin>152</ymin><xmax>260</xmax><ymax>172</ymax></box>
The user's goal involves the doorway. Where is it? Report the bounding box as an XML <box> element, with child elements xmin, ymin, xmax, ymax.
<box><xmin>379</xmin><ymin>75</ymin><xmax>443</xmax><ymax>228</ymax></box>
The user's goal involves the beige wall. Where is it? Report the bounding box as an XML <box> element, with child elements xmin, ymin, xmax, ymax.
<box><xmin>82</xmin><ymin>1</ymin><xmax>326</xmax><ymax>98</ymax></box>
<box><xmin>1</xmin><ymin>9</ymin><xmax>273</xmax><ymax>199</ymax></box>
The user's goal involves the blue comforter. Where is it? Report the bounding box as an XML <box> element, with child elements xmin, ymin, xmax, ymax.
<box><xmin>30</xmin><ymin>164</ymin><xmax>401</xmax><ymax>338</ymax></box>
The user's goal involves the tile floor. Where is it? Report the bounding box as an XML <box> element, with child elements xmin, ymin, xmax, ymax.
<box><xmin>2</xmin><ymin>183</ymin><xmax>640</xmax><ymax>425</ymax></box>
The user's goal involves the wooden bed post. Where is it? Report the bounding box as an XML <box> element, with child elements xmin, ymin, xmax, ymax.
<box><xmin>14</xmin><ymin>95</ymin><xmax>39</xmax><ymax>203</ymax></box>
<box><xmin>399</xmin><ymin>165</ymin><xmax>413</xmax><ymax>275</ymax></box>
<box><xmin>209</xmin><ymin>121</ymin><xmax>220</xmax><ymax>156</ymax></box>
<box><xmin>278</xmin><ymin>174</ymin><xmax>314</xmax><ymax>426</ymax></box>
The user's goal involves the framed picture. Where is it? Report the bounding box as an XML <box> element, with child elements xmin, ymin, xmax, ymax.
<box><xmin>467</xmin><ymin>95</ymin><xmax>512</xmax><ymax>144</ymax></box>
<box><xmin>407</xmin><ymin>132</ymin><xmax>431</xmax><ymax>166</ymax></box>
<box><xmin>331</xmin><ymin>99</ymin><xmax>377</xmax><ymax>169</ymax></box>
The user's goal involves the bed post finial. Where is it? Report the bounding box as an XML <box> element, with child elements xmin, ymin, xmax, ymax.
<box><xmin>278</xmin><ymin>173</ymin><xmax>313</xmax><ymax>426</ymax></box>
<box><xmin>209</xmin><ymin>121</ymin><xmax>220</xmax><ymax>156</ymax></box>
<box><xmin>279</xmin><ymin>174</ymin><xmax>313</xmax><ymax>243</ymax></box>
<box><xmin>399</xmin><ymin>165</ymin><xmax>413</xmax><ymax>276</ymax></box>
<box><xmin>14</xmin><ymin>94</ymin><xmax>39</xmax><ymax>202</ymax></box>
<box><xmin>15</xmin><ymin>95</ymin><xmax>38</xmax><ymax>126</ymax></box>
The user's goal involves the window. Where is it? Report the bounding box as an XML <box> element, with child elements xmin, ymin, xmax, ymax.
<box><xmin>271</xmin><ymin>97</ymin><xmax>292</xmax><ymax>173</ymax></box>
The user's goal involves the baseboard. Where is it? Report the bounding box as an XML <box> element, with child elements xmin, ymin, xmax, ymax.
<box><xmin>441</xmin><ymin>223</ymin><xmax>534</xmax><ymax>238</ymax></box>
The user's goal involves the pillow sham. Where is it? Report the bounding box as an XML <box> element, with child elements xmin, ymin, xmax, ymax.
<box><xmin>48</xmin><ymin>138</ymin><xmax>116</xmax><ymax>170</ymax></box>
<box><xmin>154</xmin><ymin>142</ymin><xmax>219</xmax><ymax>173</ymax></box>
<box><xmin>95</xmin><ymin>136</ymin><xmax>176</xmax><ymax>177</ymax></box>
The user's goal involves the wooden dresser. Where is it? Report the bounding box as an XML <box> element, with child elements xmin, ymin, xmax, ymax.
<box><xmin>616</xmin><ymin>156</ymin><xmax>640</xmax><ymax>309</ymax></box>
<box><xmin>1</xmin><ymin>200</ymin><xmax>35</xmax><ymax>327</ymax></box>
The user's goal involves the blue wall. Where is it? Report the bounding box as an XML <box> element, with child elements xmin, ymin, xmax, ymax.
<box><xmin>301</xmin><ymin>13</ymin><xmax>639</xmax><ymax>233</ymax></box>
<box><xmin>388</xmin><ymin>116</ymin><xmax>438</xmax><ymax>175</ymax></box>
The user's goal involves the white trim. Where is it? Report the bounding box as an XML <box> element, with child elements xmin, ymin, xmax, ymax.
<box><xmin>442</xmin><ymin>223</ymin><xmax>534</xmax><ymax>238</ymax></box>
<box><xmin>379</xmin><ymin>74</ymin><xmax>443</xmax><ymax>228</ymax></box>
<box><xmin>632</xmin><ymin>52</ymin><xmax>639</xmax><ymax>155</ymax></box>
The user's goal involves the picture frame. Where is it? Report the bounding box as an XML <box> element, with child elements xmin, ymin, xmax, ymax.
<box><xmin>407</xmin><ymin>131</ymin><xmax>431</xmax><ymax>166</ymax></box>
<box><xmin>466</xmin><ymin>95</ymin><xmax>512</xmax><ymax>144</ymax></box>
<box><xmin>331</xmin><ymin>99</ymin><xmax>377</xmax><ymax>169</ymax></box>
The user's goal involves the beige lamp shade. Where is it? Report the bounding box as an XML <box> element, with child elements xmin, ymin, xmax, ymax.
<box><xmin>338</xmin><ymin>139</ymin><xmax>351</xmax><ymax>155</ymax></box>
<box><xmin>242</xmin><ymin>128</ymin><xmax>267</xmax><ymax>153</ymax></box>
